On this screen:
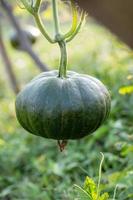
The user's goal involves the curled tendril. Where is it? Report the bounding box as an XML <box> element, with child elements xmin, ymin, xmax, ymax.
<box><xmin>61</xmin><ymin>0</ymin><xmax>87</xmax><ymax>42</ymax></box>
<box><xmin>17</xmin><ymin>0</ymin><xmax>86</xmax><ymax>44</ymax></box>
<box><xmin>66</xmin><ymin>11</ymin><xmax>87</xmax><ymax>42</ymax></box>
<box><xmin>63</xmin><ymin>0</ymin><xmax>78</xmax><ymax>39</ymax></box>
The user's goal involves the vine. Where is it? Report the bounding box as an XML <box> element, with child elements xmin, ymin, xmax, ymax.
<box><xmin>19</xmin><ymin>0</ymin><xmax>86</xmax><ymax>78</ymax></box>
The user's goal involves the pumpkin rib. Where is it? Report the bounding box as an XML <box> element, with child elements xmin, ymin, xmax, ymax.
<box><xmin>90</xmin><ymin>83</ymin><xmax>109</xmax><ymax>129</ymax></box>
<box><xmin>71</xmin><ymin>78</ymin><xmax>91</xmax><ymax>138</ymax></box>
<box><xmin>82</xmin><ymin>75</ymin><xmax>111</xmax><ymax>125</ymax></box>
<box><xmin>23</xmin><ymin>84</ymin><xmax>43</xmax><ymax>136</ymax></box>
<box><xmin>60</xmin><ymin>79</ymin><xmax>69</xmax><ymax>139</ymax></box>
<box><xmin>37</xmin><ymin>77</ymin><xmax>60</xmax><ymax>139</ymax></box>
<box><xmin>15</xmin><ymin>95</ymin><xmax>33</xmax><ymax>134</ymax></box>
<box><xmin>74</xmin><ymin>78</ymin><xmax>103</xmax><ymax>137</ymax></box>
<box><xmin>70</xmin><ymin>79</ymin><xmax>85</xmax><ymax>139</ymax></box>
<box><xmin>84</xmin><ymin>74</ymin><xmax>111</xmax><ymax>122</ymax></box>
<box><xmin>90</xmin><ymin>82</ymin><xmax>107</xmax><ymax>128</ymax></box>
<box><xmin>64</xmin><ymin>78</ymin><xmax>85</xmax><ymax>139</ymax></box>
<box><xmin>32</xmin><ymin>80</ymin><xmax>48</xmax><ymax>138</ymax></box>
<box><xmin>18</xmin><ymin>78</ymin><xmax>50</xmax><ymax>137</ymax></box>
<box><xmin>16</xmin><ymin>91</ymin><xmax>36</xmax><ymax>134</ymax></box>
<box><xmin>43</xmin><ymin>78</ymin><xmax>62</xmax><ymax>139</ymax></box>
<box><xmin>60</xmin><ymin>79</ymin><xmax>76</xmax><ymax>139</ymax></box>
<box><xmin>74</xmin><ymin>79</ymin><xmax>89</xmax><ymax>138</ymax></box>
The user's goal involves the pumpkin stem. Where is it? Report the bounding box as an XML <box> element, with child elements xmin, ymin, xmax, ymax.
<box><xmin>58</xmin><ymin>40</ymin><xmax>67</xmax><ymax>78</ymax></box>
<box><xmin>57</xmin><ymin>140</ymin><xmax>68</xmax><ymax>152</ymax></box>
<box><xmin>51</xmin><ymin>0</ymin><xmax>67</xmax><ymax>78</ymax></box>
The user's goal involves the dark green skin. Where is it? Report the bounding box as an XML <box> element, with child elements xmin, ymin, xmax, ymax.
<box><xmin>15</xmin><ymin>70</ymin><xmax>111</xmax><ymax>140</ymax></box>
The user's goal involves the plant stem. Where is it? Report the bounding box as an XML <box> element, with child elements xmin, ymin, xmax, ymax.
<box><xmin>58</xmin><ymin>40</ymin><xmax>67</xmax><ymax>78</ymax></box>
<box><xmin>34</xmin><ymin>0</ymin><xmax>42</xmax><ymax>12</ymax></box>
<box><xmin>52</xmin><ymin>0</ymin><xmax>60</xmax><ymax>35</ymax></box>
<box><xmin>34</xmin><ymin>13</ymin><xmax>55</xmax><ymax>43</ymax></box>
<box><xmin>96</xmin><ymin>152</ymin><xmax>104</xmax><ymax>199</ymax></box>
<box><xmin>113</xmin><ymin>185</ymin><xmax>118</xmax><ymax>200</ymax></box>
<box><xmin>52</xmin><ymin>0</ymin><xmax>67</xmax><ymax>78</ymax></box>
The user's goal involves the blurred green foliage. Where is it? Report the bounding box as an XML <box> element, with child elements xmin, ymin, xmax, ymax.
<box><xmin>0</xmin><ymin>4</ymin><xmax>133</xmax><ymax>199</ymax></box>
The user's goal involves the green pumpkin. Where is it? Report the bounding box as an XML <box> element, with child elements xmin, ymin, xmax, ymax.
<box><xmin>15</xmin><ymin>70</ymin><xmax>111</xmax><ymax>140</ymax></box>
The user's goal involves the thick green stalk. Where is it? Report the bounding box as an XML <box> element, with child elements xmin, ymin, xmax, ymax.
<box><xmin>34</xmin><ymin>0</ymin><xmax>42</xmax><ymax>12</ymax></box>
<box><xmin>52</xmin><ymin>0</ymin><xmax>60</xmax><ymax>35</ymax></box>
<box><xmin>52</xmin><ymin>0</ymin><xmax>67</xmax><ymax>78</ymax></box>
<box><xmin>58</xmin><ymin>41</ymin><xmax>67</xmax><ymax>78</ymax></box>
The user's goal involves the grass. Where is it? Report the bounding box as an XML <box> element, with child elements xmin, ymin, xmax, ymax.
<box><xmin>0</xmin><ymin>13</ymin><xmax>133</xmax><ymax>199</ymax></box>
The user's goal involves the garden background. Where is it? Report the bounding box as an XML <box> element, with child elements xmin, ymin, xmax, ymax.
<box><xmin>0</xmin><ymin>1</ymin><xmax>133</xmax><ymax>199</ymax></box>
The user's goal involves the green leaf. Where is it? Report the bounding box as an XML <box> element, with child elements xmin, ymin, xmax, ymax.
<box><xmin>99</xmin><ymin>193</ymin><xmax>109</xmax><ymax>200</ymax></box>
<box><xmin>74</xmin><ymin>184</ymin><xmax>92</xmax><ymax>200</ymax></box>
<box><xmin>84</xmin><ymin>176</ymin><xmax>97</xmax><ymax>196</ymax></box>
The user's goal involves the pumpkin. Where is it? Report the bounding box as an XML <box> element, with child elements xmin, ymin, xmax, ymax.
<box><xmin>10</xmin><ymin>26</ymin><xmax>40</xmax><ymax>50</ymax></box>
<box><xmin>15</xmin><ymin>70</ymin><xmax>111</xmax><ymax>141</ymax></box>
